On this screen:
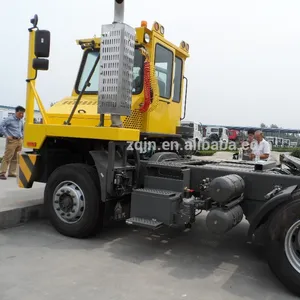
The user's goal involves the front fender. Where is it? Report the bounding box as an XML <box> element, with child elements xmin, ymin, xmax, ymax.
<box><xmin>248</xmin><ymin>185</ymin><xmax>298</xmax><ymax>238</ymax></box>
<box><xmin>89</xmin><ymin>142</ymin><xmax>138</xmax><ymax>202</ymax></box>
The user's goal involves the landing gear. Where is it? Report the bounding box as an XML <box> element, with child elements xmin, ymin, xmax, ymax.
<box><xmin>44</xmin><ymin>163</ymin><xmax>103</xmax><ymax>238</ymax></box>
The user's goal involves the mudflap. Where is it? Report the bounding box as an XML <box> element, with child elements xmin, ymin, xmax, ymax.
<box><xmin>247</xmin><ymin>185</ymin><xmax>298</xmax><ymax>241</ymax></box>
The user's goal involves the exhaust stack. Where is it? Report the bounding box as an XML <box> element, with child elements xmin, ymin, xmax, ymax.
<box><xmin>98</xmin><ymin>0</ymin><xmax>135</xmax><ymax>128</ymax></box>
<box><xmin>114</xmin><ymin>0</ymin><xmax>124</xmax><ymax>23</ymax></box>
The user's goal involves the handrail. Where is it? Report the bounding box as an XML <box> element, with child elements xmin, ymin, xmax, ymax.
<box><xmin>181</xmin><ymin>76</ymin><xmax>188</xmax><ymax>120</ymax></box>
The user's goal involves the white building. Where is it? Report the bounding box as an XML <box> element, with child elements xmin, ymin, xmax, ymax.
<box><xmin>0</xmin><ymin>105</ymin><xmax>42</xmax><ymax>123</ymax></box>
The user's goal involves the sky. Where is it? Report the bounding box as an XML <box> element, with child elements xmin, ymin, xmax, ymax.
<box><xmin>1</xmin><ymin>0</ymin><xmax>300</xmax><ymax>128</ymax></box>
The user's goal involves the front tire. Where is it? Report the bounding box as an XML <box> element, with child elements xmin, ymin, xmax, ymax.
<box><xmin>44</xmin><ymin>163</ymin><xmax>103</xmax><ymax>238</ymax></box>
<box><xmin>266</xmin><ymin>193</ymin><xmax>300</xmax><ymax>296</ymax></box>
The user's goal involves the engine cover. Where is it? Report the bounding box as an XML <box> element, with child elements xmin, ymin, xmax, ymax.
<box><xmin>208</xmin><ymin>174</ymin><xmax>245</xmax><ymax>204</ymax></box>
<box><xmin>206</xmin><ymin>205</ymin><xmax>244</xmax><ymax>234</ymax></box>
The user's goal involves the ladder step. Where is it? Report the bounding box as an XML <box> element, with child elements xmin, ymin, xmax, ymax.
<box><xmin>126</xmin><ymin>217</ymin><xmax>163</xmax><ymax>230</ymax></box>
<box><xmin>133</xmin><ymin>188</ymin><xmax>178</xmax><ymax>197</ymax></box>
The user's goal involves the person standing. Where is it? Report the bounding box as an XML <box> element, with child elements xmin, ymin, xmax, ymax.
<box><xmin>249</xmin><ymin>130</ymin><xmax>271</xmax><ymax>161</ymax></box>
<box><xmin>0</xmin><ymin>106</ymin><xmax>25</xmax><ymax>180</ymax></box>
<box><xmin>233</xmin><ymin>128</ymin><xmax>255</xmax><ymax>160</ymax></box>
<box><xmin>241</xmin><ymin>128</ymin><xmax>256</xmax><ymax>160</ymax></box>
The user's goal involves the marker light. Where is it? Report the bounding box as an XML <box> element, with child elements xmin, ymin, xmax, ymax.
<box><xmin>180</xmin><ymin>41</ymin><xmax>189</xmax><ymax>51</ymax></box>
<box><xmin>141</xmin><ymin>20</ymin><xmax>147</xmax><ymax>27</ymax></box>
<box><xmin>153</xmin><ymin>22</ymin><xmax>159</xmax><ymax>31</ymax></box>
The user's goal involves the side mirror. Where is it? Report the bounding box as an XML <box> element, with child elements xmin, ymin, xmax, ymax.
<box><xmin>35</xmin><ymin>29</ymin><xmax>50</xmax><ymax>58</ymax></box>
<box><xmin>33</xmin><ymin>29</ymin><xmax>50</xmax><ymax>71</ymax></box>
<box><xmin>32</xmin><ymin>58</ymin><xmax>49</xmax><ymax>71</ymax></box>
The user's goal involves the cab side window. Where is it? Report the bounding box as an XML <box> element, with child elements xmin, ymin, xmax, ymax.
<box><xmin>173</xmin><ymin>57</ymin><xmax>183</xmax><ymax>103</ymax></box>
<box><xmin>155</xmin><ymin>44</ymin><xmax>173</xmax><ymax>99</ymax></box>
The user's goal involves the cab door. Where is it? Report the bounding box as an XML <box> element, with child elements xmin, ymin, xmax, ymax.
<box><xmin>145</xmin><ymin>36</ymin><xmax>175</xmax><ymax>134</ymax></box>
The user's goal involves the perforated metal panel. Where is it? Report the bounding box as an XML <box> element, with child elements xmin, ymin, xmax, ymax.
<box><xmin>123</xmin><ymin>109</ymin><xmax>143</xmax><ymax>130</ymax></box>
<box><xmin>98</xmin><ymin>23</ymin><xmax>135</xmax><ymax>116</ymax></box>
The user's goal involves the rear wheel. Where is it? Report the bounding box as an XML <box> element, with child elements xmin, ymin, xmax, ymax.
<box><xmin>265</xmin><ymin>194</ymin><xmax>300</xmax><ymax>296</ymax></box>
<box><xmin>44</xmin><ymin>163</ymin><xmax>103</xmax><ymax>238</ymax></box>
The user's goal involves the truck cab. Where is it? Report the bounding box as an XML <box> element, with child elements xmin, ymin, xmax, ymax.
<box><xmin>180</xmin><ymin>120</ymin><xmax>203</xmax><ymax>143</ymax></box>
<box><xmin>45</xmin><ymin>21</ymin><xmax>190</xmax><ymax>139</ymax></box>
<box><xmin>204</xmin><ymin>126</ymin><xmax>229</xmax><ymax>143</ymax></box>
<box><xmin>283</xmin><ymin>138</ymin><xmax>291</xmax><ymax>147</ymax></box>
<box><xmin>228</xmin><ymin>129</ymin><xmax>239</xmax><ymax>141</ymax></box>
<box><xmin>266</xmin><ymin>136</ymin><xmax>284</xmax><ymax>147</ymax></box>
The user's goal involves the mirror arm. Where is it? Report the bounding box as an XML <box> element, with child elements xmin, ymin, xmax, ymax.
<box><xmin>26</xmin><ymin>70</ymin><xmax>38</xmax><ymax>82</ymax></box>
<box><xmin>29</xmin><ymin>14</ymin><xmax>39</xmax><ymax>32</ymax></box>
<box><xmin>28</xmin><ymin>25</ymin><xmax>39</xmax><ymax>32</ymax></box>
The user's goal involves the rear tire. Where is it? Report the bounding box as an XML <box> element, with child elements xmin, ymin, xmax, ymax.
<box><xmin>44</xmin><ymin>163</ymin><xmax>103</xmax><ymax>238</ymax></box>
<box><xmin>265</xmin><ymin>194</ymin><xmax>300</xmax><ymax>297</ymax></box>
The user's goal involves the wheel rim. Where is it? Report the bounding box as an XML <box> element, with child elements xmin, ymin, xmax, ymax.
<box><xmin>285</xmin><ymin>220</ymin><xmax>300</xmax><ymax>273</ymax></box>
<box><xmin>52</xmin><ymin>181</ymin><xmax>85</xmax><ymax>224</ymax></box>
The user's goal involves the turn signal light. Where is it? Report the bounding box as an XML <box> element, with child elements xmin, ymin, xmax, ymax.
<box><xmin>27</xmin><ymin>142</ymin><xmax>37</xmax><ymax>147</ymax></box>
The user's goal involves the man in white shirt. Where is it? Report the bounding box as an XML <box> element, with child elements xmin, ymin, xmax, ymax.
<box><xmin>249</xmin><ymin>130</ymin><xmax>271</xmax><ymax>161</ymax></box>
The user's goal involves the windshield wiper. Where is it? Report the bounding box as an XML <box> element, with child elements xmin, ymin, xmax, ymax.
<box><xmin>64</xmin><ymin>53</ymin><xmax>100</xmax><ymax>125</ymax></box>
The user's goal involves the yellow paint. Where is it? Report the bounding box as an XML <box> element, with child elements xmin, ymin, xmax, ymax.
<box><xmin>18</xmin><ymin>179</ymin><xmax>24</xmax><ymax>188</ymax></box>
<box><xmin>28</xmin><ymin>154</ymin><xmax>37</xmax><ymax>165</ymax></box>
<box><xmin>20</xmin><ymin>156</ymin><xmax>31</xmax><ymax>182</ymax></box>
<box><xmin>24</xmin><ymin>123</ymin><xmax>139</xmax><ymax>149</ymax></box>
<box><xmin>17</xmin><ymin>152</ymin><xmax>40</xmax><ymax>188</ymax></box>
<box><xmin>24</xmin><ymin>21</ymin><xmax>190</xmax><ymax>151</ymax></box>
<box><xmin>25</xmin><ymin>30</ymin><xmax>36</xmax><ymax>125</ymax></box>
<box><xmin>30</xmin><ymin>81</ymin><xmax>49</xmax><ymax>124</ymax></box>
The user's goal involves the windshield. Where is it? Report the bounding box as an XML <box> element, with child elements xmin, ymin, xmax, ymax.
<box><xmin>75</xmin><ymin>48</ymin><xmax>144</xmax><ymax>95</ymax></box>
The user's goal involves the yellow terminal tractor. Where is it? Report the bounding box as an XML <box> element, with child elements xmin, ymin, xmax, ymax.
<box><xmin>17</xmin><ymin>1</ymin><xmax>300</xmax><ymax>296</ymax></box>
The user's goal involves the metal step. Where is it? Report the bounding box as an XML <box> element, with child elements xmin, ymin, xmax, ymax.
<box><xmin>146</xmin><ymin>160</ymin><xmax>190</xmax><ymax>171</ymax></box>
<box><xmin>126</xmin><ymin>217</ymin><xmax>163</xmax><ymax>230</ymax></box>
<box><xmin>133</xmin><ymin>188</ymin><xmax>179</xmax><ymax>197</ymax></box>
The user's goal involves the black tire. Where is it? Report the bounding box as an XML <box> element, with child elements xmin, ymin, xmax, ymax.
<box><xmin>265</xmin><ymin>192</ymin><xmax>300</xmax><ymax>297</ymax></box>
<box><xmin>44</xmin><ymin>163</ymin><xmax>103</xmax><ymax>238</ymax></box>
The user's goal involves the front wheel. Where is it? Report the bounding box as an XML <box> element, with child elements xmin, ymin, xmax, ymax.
<box><xmin>44</xmin><ymin>163</ymin><xmax>103</xmax><ymax>238</ymax></box>
<box><xmin>265</xmin><ymin>194</ymin><xmax>300</xmax><ymax>296</ymax></box>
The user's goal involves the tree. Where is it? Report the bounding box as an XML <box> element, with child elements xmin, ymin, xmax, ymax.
<box><xmin>270</xmin><ymin>124</ymin><xmax>278</xmax><ymax>128</ymax></box>
<box><xmin>260</xmin><ymin>123</ymin><xmax>267</xmax><ymax>128</ymax></box>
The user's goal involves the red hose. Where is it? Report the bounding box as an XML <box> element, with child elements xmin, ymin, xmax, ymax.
<box><xmin>140</xmin><ymin>61</ymin><xmax>151</xmax><ymax>112</ymax></box>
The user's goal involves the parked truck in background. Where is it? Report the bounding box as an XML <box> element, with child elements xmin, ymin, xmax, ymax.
<box><xmin>228</xmin><ymin>129</ymin><xmax>239</xmax><ymax>141</ymax></box>
<box><xmin>180</xmin><ymin>120</ymin><xmax>203</xmax><ymax>143</ymax></box>
<box><xmin>204</xmin><ymin>126</ymin><xmax>229</xmax><ymax>143</ymax></box>
<box><xmin>0</xmin><ymin>111</ymin><xmax>9</xmax><ymax>137</ymax></box>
